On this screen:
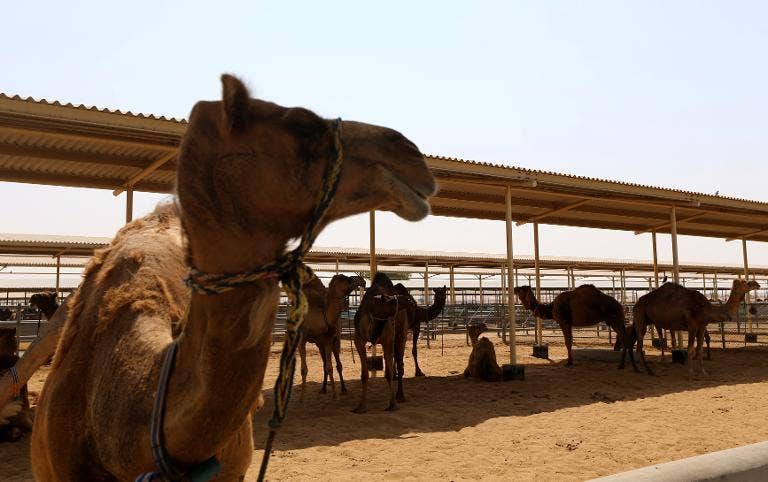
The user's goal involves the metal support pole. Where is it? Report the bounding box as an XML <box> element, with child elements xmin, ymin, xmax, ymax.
<box><xmin>505</xmin><ymin>186</ymin><xmax>517</xmax><ymax>364</ymax></box>
<box><xmin>652</xmin><ymin>231</ymin><xmax>660</xmax><ymax>288</ymax></box>
<box><xmin>424</xmin><ymin>262</ymin><xmax>430</xmax><ymax>348</ymax></box>
<box><xmin>478</xmin><ymin>274</ymin><xmax>484</xmax><ymax>306</ymax></box>
<box><xmin>533</xmin><ymin>222</ymin><xmax>542</xmax><ymax>346</ymax></box>
<box><xmin>743</xmin><ymin>238</ymin><xmax>752</xmax><ymax>331</ymax></box>
<box><xmin>369</xmin><ymin>211</ymin><xmax>377</xmax><ymax>279</ymax></box>
<box><xmin>55</xmin><ymin>255</ymin><xmax>61</xmax><ymax>298</ymax></box>
<box><xmin>449</xmin><ymin>265</ymin><xmax>456</xmax><ymax>306</ymax></box>
<box><xmin>125</xmin><ymin>188</ymin><xmax>134</xmax><ymax>223</ymax></box>
<box><xmin>670</xmin><ymin>206</ymin><xmax>683</xmax><ymax>346</ymax></box>
<box><xmin>335</xmin><ymin>258</ymin><xmax>339</xmax><ymax>275</ymax></box>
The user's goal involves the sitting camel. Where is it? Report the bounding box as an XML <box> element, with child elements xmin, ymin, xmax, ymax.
<box><xmin>463</xmin><ymin>322</ymin><xmax>502</xmax><ymax>381</ymax></box>
<box><xmin>625</xmin><ymin>279</ymin><xmax>759</xmax><ymax>375</ymax></box>
<box><xmin>514</xmin><ymin>285</ymin><xmax>634</xmax><ymax>368</ymax></box>
<box><xmin>31</xmin><ymin>75</ymin><xmax>435</xmax><ymax>481</ymax></box>
<box><xmin>29</xmin><ymin>292</ymin><xmax>59</xmax><ymax>320</ymax></box>
<box><xmin>0</xmin><ymin>327</ymin><xmax>32</xmax><ymax>442</ymax></box>
<box><xmin>393</xmin><ymin>284</ymin><xmax>447</xmax><ymax>376</ymax></box>
<box><xmin>299</xmin><ymin>274</ymin><xmax>366</xmax><ymax>399</ymax></box>
<box><xmin>353</xmin><ymin>272</ymin><xmax>410</xmax><ymax>413</ymax></box>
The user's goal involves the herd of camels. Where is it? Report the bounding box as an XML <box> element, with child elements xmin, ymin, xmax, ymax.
<box><xmin>0</xmin><ymin>75</ymin><xmax>762</xmax><ymax>480</ymax></box>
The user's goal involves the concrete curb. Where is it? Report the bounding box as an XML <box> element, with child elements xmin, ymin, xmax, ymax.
<box><xmin>590</xmin><ymin>441</ymin><xmax>768</xmax><ymax>481</ymax></box>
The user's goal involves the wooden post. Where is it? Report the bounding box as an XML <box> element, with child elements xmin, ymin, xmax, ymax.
<box><xmin>424</xmin><ymin>263</ymin><xmax>430</xmax><ymax>348</ymax></box>
<box><xmin>449</xmin><ymin>265</ymin><xmax>456</xmax><ymax>306</ymax></box>
<box><xmin>652</xmin><ymin>231</ymin><xmax>660</xmax><ymax>288</ymax></box>
<box><xmin>670</xmin><ymin>206</ymin><xmax>683</xmax><ymax>346</ymax></box>
<box><xmin>335</xmin><ymin>258</ymin><xmax>339</xmax><ymax>275</ymax></box>
<box><xmin>478</xmin><ymin>274</ymin><xmax>484</xmax><ymax>306</ymax></box>
<box><xmin>369</xmin><ymin>211</ymin><xmax>377</xmax><ymax>279</ymax></box>
<box><xmin>125</xmin><ymin>188</ymin><xmax>134</xmax><ymax>223</ymax></box>
<box><xmin>533</xmin><ymin>222</ymin><xmax>542</xmax><ymax>346</ymax></box>
<box><xmin>500</xmin><ymin>264</ymin><xmax>507</xmax><ymax>343</ymax></box>
<box><xmin>713</xmin><ymin>272</ymin><xmax>719</xmax><ymax>301</ymax></box>
<box><xmin>505</xmin><ymin>186</ymin><xmax>517</xmax><ymax>364</ymax></box>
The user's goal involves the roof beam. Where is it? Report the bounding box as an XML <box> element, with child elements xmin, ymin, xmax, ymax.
<box><xmin>516</xmin><ymin>199</ymin><xmax>590</xmax><ymax>226</ymax></box>
<box><xmin>0</xmin><ymin>168</ymin><xmax>172</xmax><ymax>193</ymax></box>
<box><xmin>726</xmin><ymin>227</ymin><xmax>768</xmax><ymax>242</ymax></box>
<box><xmin>112</xmin><ymin>150</ymin><xmax>177</xmax><ymax>196</ymax></box>
<box><xmin>0</xmin><ymin>124</ymin><xmax>178</xmax><ymax>151</ymax></box>
<box><xmin>0</xmin><ymin>144</ymin><xmax>176</xmax><ymax>171</ymax></box>
<box><xmin>634</xmin><ymin>212</ymin><xmax>709</xmax><ymax>235</ymax></box>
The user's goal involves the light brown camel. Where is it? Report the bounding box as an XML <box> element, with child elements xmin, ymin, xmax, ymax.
<box><xmin>31</xmin><ymin>75</ymin><xmax>435</xmax><ymax>481</ymax></box>
<box><xmin>392</xmin><ymin>284</ymin><xmax>447</xmax><ymax>377</ymax></box>
<box><xmin>353</xmin><ymin>272</ymin><xmax>410</xmax><ymax>413</ymax></box>
<box><xmin>29</xmin><ymin>292</ymin><xmax>59</xmax><ymax>320</ymax></box>
<box><xmin>514</xmin><ymin>285</ymin><xmax>634</xmax><ymax>368</ymax></box>
<box><xmin>299</xmin><ymin>274</ymin><xmax>366</xmax><ymax>399</ymax></box>
<box><xmin>463</xmin><ymin>322</ymin><xmax>502</xmax><ymax>381</ymax></box>
<box><xmin>625</xmin><ymin>279</ymin><xmax>759</xmax><ymax>375</ymax></box>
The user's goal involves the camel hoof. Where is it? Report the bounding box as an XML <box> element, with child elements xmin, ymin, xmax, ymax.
<box><xmin>352</xmin><ymin>406</ymin><xmax>367</xmax><ymax>414</ymax></box>
<box><xmin>319</xmin><ymin>387</ymin><xmax>327</xmax><ymax>394</ymax></box>
<box><xmin>415</xmin><ymin>372</ymin><xmax>425</xmax><ymax>377</ymax></box>
<box><xmin>385</xmin><ymin>404</ymin><xmax>399</xmax><ymax>412</ymax></box>
<box><xmin>565</xmin><ymin>361</ymin><xmax>574</xmax><ymax>367</ymax></box>
<box><xmin>340</xmin><ymin>386</ymin><xmax>348</xmax><ymax>395</ymax></box>
<box><xmin>396</xmin><ymin>395</ymin><xmax>406</xmax><ymax>403</ymax></box>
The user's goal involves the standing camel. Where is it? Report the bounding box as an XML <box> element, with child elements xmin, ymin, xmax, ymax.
<box><xmin>298</xmin><ymin>274</ymin><xmax>366</xmax><ymax>399</ymax></box>
<box><xmin>353</xmin><ymin>273</ymin><xmax>410</xmax><ymax>413</ymax></box>
<box><xmin>393</xmin><ymin>284</ymin><xmax>447</xmax><ymax>376</ymax></box>
<box><xmin>514</xmin><ymin>285</ymin><xmax>634</xmax><ymax>368</ymax></box>
<box><xmin>31</xmin><ymin>75</ymin><xmax>435</xmax><ymax>481</ymax></box>
<box><xmin>626</xmin><ymin>279</ymin><xmax>759</xmax><ymax>375</ymax></box>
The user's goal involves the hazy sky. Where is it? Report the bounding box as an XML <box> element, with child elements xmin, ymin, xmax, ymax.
<box><xmin>2</xmin><ymin>1</ymin><xmax>767</xmax><ymax>268</ymax></box>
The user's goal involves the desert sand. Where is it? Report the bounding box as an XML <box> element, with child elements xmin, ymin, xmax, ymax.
<box><xmin>2</xmin><ymin>335</ymin><xmax>767</xmax><ymax>481</ymax></box>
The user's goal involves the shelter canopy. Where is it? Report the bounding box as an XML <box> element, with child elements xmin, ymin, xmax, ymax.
<box><xmin>1</xmin><ymin>93</ymin><xmax>767</xmax><ymax>242</ymax></box>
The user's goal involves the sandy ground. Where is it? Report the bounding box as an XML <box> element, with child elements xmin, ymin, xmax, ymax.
<box><xmin>2</xmin><ymin>335</ymin><xmax>768</xmax><ymax>481</ymax></box>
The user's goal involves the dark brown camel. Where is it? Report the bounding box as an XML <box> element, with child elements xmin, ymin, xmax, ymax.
<box><xmin>0</xmin><ymin>327</ymin><xmax>32</xmax><ymax>442</ymax></box>
<box><xmin>625</xmin><ymin>279</ymin><xmax>759</xmax><ymax>375</ymax></box>
<box><xmin>393</xmin><ymin>284</ymin><xmax>447</xmax><ymax>376</ymax></box>
<box><xmin>29</xmin><ymin>292</ymin><xmax>60</xmax><ymax>320</ymax></box>
<box><xmin>463</xmin><ymin>322</ymin><xmax>501</xmax><ymax>381</ymax></box>
<box><xmin>353</xmin><ymin>272</ymin><xmax>409</xmax><ymax>413</ymax></box>
<box><xmin>298</xmin><ymin>274</ymin><xmax>366</xmax><ymax>399</ymax></box>
<box><xmin>514</xmin><ymin>285</ymin><xmax>634</xmax><ymax>369</ymax></box>
<box><xmin>0</xmin><ymin>308</ymin><xmax>12</xmax><ymax>321</ymax></box>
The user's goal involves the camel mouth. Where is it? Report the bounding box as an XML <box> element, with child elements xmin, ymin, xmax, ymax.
<box><xmin>382</xmin><ymin>166</ymin><xmax>435</xmax><ymax>222</ymax></box>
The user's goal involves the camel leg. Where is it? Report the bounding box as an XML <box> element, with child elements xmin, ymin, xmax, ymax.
<box><xmin>704</xmin><ymin>329</ymin><xmax>711</xmax><ymax>361</ymax></box>
<box><xmin>352</xmin><ymin>337</ymin><xmax>369</xmax><ymax>414</ymax></box>
<box><xmin>319</xmin><ymin>344</ymin><xmax>328</xmax><ymax>394</ymax></box>
<box><xmin>412</xmin><ymin>326</ymin><xmax>425</xmax><ymax>377</ymax></box>
<box><xmin>658</xmin><ymin>326</ymin><xmax>665</xmax><ymax>358</ymax></box>
<box><xmin>614</xmin><ymin>322</ymin><xmax>638</xmax><ymax>372</ymax></box>
<box><xmin>696</xmin><ymin>329</ymin><xmax>707</xmax><ymax>375</ymax></box>
<box><xmin>383</xmin><ymin>338</ymin><xmax>397</xmax><ymax>411</ymax></box>
<box><xmin>299</xmin><ymin>341</ymin><xmax>308</xmax><ymax>402</ymax></box>
<box><xmin>635</xmin><ymin>322</ymin><xmax>653</xmax><ymax>375</ymax></box>
<box><xmin>560</xmin><ymin>324</ymin><xmax>574</xmax><ymax>366</ymax></box>
<box><xmin>687</xmin><ymin>329</ymin><xmax>696</xmax><ymax>375</ymax></box>
<box><xmin>324</xmin><ymin>343</ymin><xmax>338</xmax><ymax>400</ymax></box>
<box><xmin>332</xmin><ymin>336</ymin><xmax>347</xmax><ymax>394</ymax></box>
<box><xmin>396</xmin><ymin>330</ymin><xmax>407</xmax><ymax>403</ymax></box>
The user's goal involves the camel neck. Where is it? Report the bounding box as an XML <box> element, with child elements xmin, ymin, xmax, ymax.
<box><xmin>723</xmin><ymin>287</ymin><xmax>747</xmax><ymax>317</ymax></box>
<box><xmin>163</xmin><ymin>278</ymin><xmax>279</xmax><ymax>463</ymax></box>
<box><xmin>425</xmin><ymin>296</ymin><xmax>446</xmax><ymax>320</ymax></box>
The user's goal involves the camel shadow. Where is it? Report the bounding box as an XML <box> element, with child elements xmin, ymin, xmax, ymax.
<box><xmin>251</xmin><ymin>347</ymin><xmax>768</xmax><ymax>451</ymax></box>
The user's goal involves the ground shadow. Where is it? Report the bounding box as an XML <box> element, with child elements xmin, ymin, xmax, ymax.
<box><xmin>251</xmin><ymin>346</ymin><xmax>768</xmax><ymax>452</ymax></box>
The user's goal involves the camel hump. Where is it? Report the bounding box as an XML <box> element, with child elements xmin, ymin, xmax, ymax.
<box><xmin>372</xmin><ymin>272</ymin><xmax>394</xmax><ymax>288</ymax></box>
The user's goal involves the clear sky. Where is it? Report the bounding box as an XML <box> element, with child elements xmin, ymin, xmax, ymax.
<box><xmin>2</xmin><ymin>0</ymin><xmax>767</xmax><ymax>269</ymax></box>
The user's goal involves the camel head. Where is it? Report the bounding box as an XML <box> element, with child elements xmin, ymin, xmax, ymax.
<box><xmin>432</xmin><ymin>286</ymin><xmax>448</xmax><ymax>301</ymax></box>
<box><xmin>0</xmin><ymin>308</ymin><xmax>11</xmax><ymax>322</ymax></box>
<box><xmin>733</xmin><ymin>279</ymin><xmax>761</xmax><ymax>295</ymax></box>
<box><xmin>328</xmin><ymin>274</ymin><xmax>366</xmax><ymax>300</ymax></box>
<box><xmin>513</xmin><ymin>285</ymin><xmax>537</xmax><ymax>310</ymax></box>
<box><xmin>177</xmin><ymin>75</ymin><xmax>436</xmax><ymax>270</ymax></box>
<box><xmin>29</xmin><ymin>292</ymin><xmax>57</xmax><ymax>313</ymax></box>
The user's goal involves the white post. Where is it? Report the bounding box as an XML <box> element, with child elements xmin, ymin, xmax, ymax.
<box><xmin>533</xmin><ymin>222</ymin><xmax>542</xmax><ymax>346</ymax></box>
<box><xmin>652</xmin><ymin>231</ymin><xmax>660</xmax><ymax>288</ymax></box>
<box><xmin>505</xmin><ymin>186</ymin><xmax>517</xmax><ymax>364</ymax></box>
<box><xmin>670</xmin><ymin>206</ymin><xmax>683</xmax><ymax>346</ymax></box>
<box><xmin>743</xmin><ymin>238</ymin><xmax>752</xmax><ymax>331</ymax></box>
<box><xmin>125</xmin><ymin>188</ymin><xmax>134</xmax><ymax>223</ymax></box>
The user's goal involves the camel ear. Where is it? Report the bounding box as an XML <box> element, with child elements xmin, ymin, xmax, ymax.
<box><xmin>221</xmin><ymin>74</ymin><xmax>250</xmax><ymax>133</ymax></box>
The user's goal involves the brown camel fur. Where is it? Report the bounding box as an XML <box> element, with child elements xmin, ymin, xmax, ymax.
<box><xmin>625</xmin><ymin>279</ymin><xmax>759</xmax><ymax>375</ymax></box>
<box><xmin>0</xmin><ymin>308</ymin><xmax>12</xmax><ymax>321</ymax></box>
<box><xmin>30</xmin><ymin>292</ymin><xmax>60</xmax><ymax>320</ymax></box>
<box><xmin>393</xmin><ymin>285</ymin><xmax>447</xmax><ymax>377</ymax></box>
<box><xmin>298</xmin><ymin>274</ymin><xmax>366</xmax><ymax>400</ymax></box>
<box><xmin>463</xmin><ymin>322</ymin><xmax>502</xmax><ymax>381</ymax></box>
<box><xmin>514</xmin><ymin>285</ymin><xmax>634</xmax><ymax>368</ymax></box>
<box><xmin>353</xmin><ymin>272</ymin><xmax>410</xmax><ymax>413</ymax></box>
<box><xmin>31</xmin><ymin>75</ymin><xmax>435</xmax><ymax>481</ymax></box>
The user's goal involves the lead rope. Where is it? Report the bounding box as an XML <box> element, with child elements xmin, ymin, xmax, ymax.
<box><xmin>137</xmin><ymin>119</ymin><xmax>344</xmax><ymax>482</ymax></box>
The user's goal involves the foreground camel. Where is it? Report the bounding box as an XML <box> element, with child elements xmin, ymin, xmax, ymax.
<box><xmin>299</xmin><ymin>274</ymin><xmax>366</xmax><ymax>399</ymax></box>
<box><xmin>393</xmin><ymin>284</ymin><xmax>447</xmax><ymax>376</ymax></box>
<box><xmin>31</xmin><ymin>75</ymin><xmax>435</xmax><ymax>481</ymax></box>
<box><xmin>514</xmin><ymin>285</ymin><xmax>633</xmax><ymax>368</ymax></box>
<box><xmin>463</xmin><ymin>322</ymin><xmax>502</xmax><ymax>381</ymax></box>
<box><xmin>29</xmin><ymin>292</ymin><xmax>59</xmax><ymax>320</ymax></box>
<box><xmin>0</xmin><ymin>327</ymin><xmax>32</xmax><ymax>442</ymax></box>
<box><xmin>353</xmin><ymin>273</ymin><xmax>410</xmax><ymax>413</ymax></box>
<box><xmin>626</xmin><ymin>279</ymin><xmax>759</xmax><ymax>375</ymax></box>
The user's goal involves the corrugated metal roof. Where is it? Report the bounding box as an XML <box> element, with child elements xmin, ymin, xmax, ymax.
<box><xmin>1</xmin><ymin>92</ymin><xmax>767</xmax><ymax>241</ymax></box>
<box><xmin>0</xmin><ymin>255</ymin><xmax>89</xmax><ymax>268</ymax></box>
